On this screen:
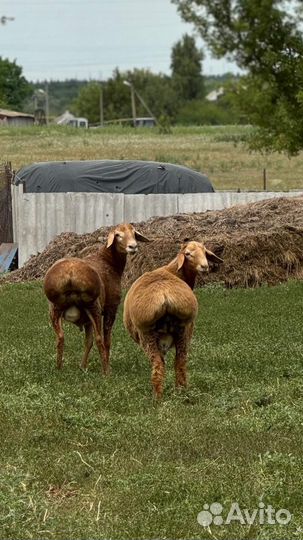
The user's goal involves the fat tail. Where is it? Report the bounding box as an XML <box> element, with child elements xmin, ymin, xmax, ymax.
<box><xmin>64</xmin><ymin>306</ymin><xmax>81</xmax><ymax>323</ymax></box>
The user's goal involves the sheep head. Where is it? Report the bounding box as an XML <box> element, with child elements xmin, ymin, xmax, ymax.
<box><xmin>107</xmin><ymin>223</ymin><xmax>150</xmax><ymax>255</ymax></box>
<box><xmin>177</xmin><ymin>240</ymin><xmax>223</xmax><ymax>273</ymax></box>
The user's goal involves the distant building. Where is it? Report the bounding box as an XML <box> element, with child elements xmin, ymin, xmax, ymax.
<box><xmin>134</xmin><ymin>117</ymin><xmax>156</xmax><ymax>128</ymax></box>
<box><xmin>102</xmin><ymin>116</ymin><xmax>156</xmax><ymax>128</ymax></box>
<box><xmin>55</xmin><ymin>110</ymin><xmax>88</xmax><ymax>128</ymax></box>
<box><xmin>0</xmin><ymin>109</ymin><xmax>34</xmax><ymax>127</ymax></box>
<box><xmin>205</xmin><ymin>87</ymin><xmax>225</xmax><ymax>102</ymax></box>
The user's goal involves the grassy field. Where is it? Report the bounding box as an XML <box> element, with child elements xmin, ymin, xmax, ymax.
<box><xmin>0</xmin><ymin>280</ymin><xmax>303</xmax><ymax>539</ymax></box>
<box><xmin>1</xmin><ymin>124</ymin><xmax>303</xmax><ymax>191</ymax></box>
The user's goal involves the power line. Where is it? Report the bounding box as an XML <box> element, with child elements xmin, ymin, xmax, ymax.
<box><xmin>2</xmin><ymin>0</ymin><xmax>166</xmax><ymax>4</ymax></box>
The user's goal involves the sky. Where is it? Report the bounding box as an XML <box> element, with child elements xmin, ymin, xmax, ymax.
<box><xmin>0</xmin><ymin>0</ymin><xmax>238</xmax><ymax>82</ymax></box>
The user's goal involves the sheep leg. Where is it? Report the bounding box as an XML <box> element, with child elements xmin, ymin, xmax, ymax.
<box><xmin>142</xmin><ymin>334</ymin><xmax>165</xmax><ymax>399</ymax></box>
<box><xmin>80</xmin><ymin>323</ymin><xmax>94</xmax><ymax>370</ymax></box>
<box><xmin>151</xmin><ymin>355</ymin><xmax>165</xmax><ymax>399</ymax></box>
<box><xmin>50</xmin><ymin>305</ymin><xmax>64</xmax><ymax>369</ymax></box>
<box><xmin>174</xmin><ymin>349</ymin><xmax>187</xmax><ymax>388</ymax></box>
<box><xmin>102</xmin><ymin>309</ymin><xmax>117</xmax><ymax>375</ymax></box>
<box><xmin>174</xmin><ymin>352</ymin><xmax>187</xmax><ymax>388</ymax></box>
<box><xmin>84</xmin><ymin>307</ymin><xmax>106</xmax><ymax>374</ymax></box>
<box><xmin>174</xmin><ymin>324</ymin><xmax>193</xmax><ymax>389</ymax></box>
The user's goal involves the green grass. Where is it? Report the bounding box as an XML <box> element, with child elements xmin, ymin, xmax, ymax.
<box><xmin>0</xmin><ymin>280</ymin><xmax>303</xmax><ymax>539</ymax></box>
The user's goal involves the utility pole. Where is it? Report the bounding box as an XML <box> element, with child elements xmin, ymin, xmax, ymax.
<box><xmin>130</xmin><ymin>84</ymin><xmax>137</xmax><ymax>127</ymax></box>
<box><xmin>123</xmin><ymin>80</ymin><xmax>137</xmax><ymax>127</ymax></box>
<box><xmin>45</xmin><ymin>82</ymin><xmax>49</xmax><ymax>125</ymax></box>
<box><xmin>99</xmin><ymin>82</ymin><xmax>104</xmax><ymax>127</ymax></box>
<box><xmin>134</xmin><ymin>89</ymin><xmax>157</xmax><ymax>124</ymax></box>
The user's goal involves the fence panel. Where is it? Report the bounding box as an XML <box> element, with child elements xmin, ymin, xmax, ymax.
<box><xmin>124</xmin><ymin>194</ymin><xmax>179</xmax><ymax>223</ymax></box>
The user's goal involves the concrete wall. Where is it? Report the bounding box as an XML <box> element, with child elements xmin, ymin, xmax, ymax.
<box><xmin>11</xmin><ymin>184</ymin><xmax>303</xmax><ymax>267</ymax></box>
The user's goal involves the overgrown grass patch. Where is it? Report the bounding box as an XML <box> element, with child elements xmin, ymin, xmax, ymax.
<box><xmin>1</xmin><ymin>125</ymin><xmax>303</xmax><ymax>190</ymax></box>
<box><xmin>0</xmin><ymin>280</ymin><xmax>303</xmax><ymax>539</ymax></box>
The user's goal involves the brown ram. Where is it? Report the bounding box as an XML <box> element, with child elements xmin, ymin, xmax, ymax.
<box><xmin>44</xmin><ymin>223</ymin><xmax>149</xmax><ymax>373</ymax></box>
<box><xmin>123</xmin><ymin>241</ymin><xmax>223</xmax><ymax>398</ymax></box>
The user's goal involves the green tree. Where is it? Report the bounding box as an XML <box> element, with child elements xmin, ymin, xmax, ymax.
<box><xmin>172</xmin><ymin>0</ymin><xmax>303</xmax><ymax>154</ymax></box>
<box><xmin>103</xmin><ymin>69</ymin><xmax>134</xmax><ymax>121</ymax></box>
<box><xmin>27</xmin><ymin>79</ymin><xmax>88</xmax><ymax>116</ymax></box>
<box><xmin>170</xmin><ymin>34</ymin><xmax>204</xmax><ymax>101</ymax></box>
<box><xmin>176</xmin><ymin>96</ymin><xmax>242</xmax><ymax>125</ymax></box>
<box><xmin>71</xmin><ymin>81</ymin><xmax>102</xmax><ymax>124</ymax></box>
<box><xmin>0</xmin><ymin>57</ymin><xmax>32</xmax><ymax>110</ymax></box>
<box><xmin>121</xmin><ymin>68</ymin><xmax>179</xmax><ymax>120</ymax></box>
<box><xmin>71</xmin><ymin>70</ymin><xmax>133</xmax><ymax>124</ymax></box>
<box><xmin>73</xmin><ymin>68</ymin><xmax>179</xmax><ymax>124</ymax></box>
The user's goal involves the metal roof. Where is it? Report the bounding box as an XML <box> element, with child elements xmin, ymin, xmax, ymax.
<box><xmin>0</xmin><ymin>109</ymin><xmax>34</xmax><ymax>119</ymax></box>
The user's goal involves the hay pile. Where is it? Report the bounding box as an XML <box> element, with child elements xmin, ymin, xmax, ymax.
<box><xmin>2</xmin><ymin>197</ymin><xmax>303</xmax><ymax>288</ymax></box>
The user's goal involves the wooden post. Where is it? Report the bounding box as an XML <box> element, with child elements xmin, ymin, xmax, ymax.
<box><xmin>99</xmin><ymin>82</ymin><xmax>104</xmax><ymax>127</ymax></box>
<box><xmin>45</xmin><ymin>82</ymin><xmax>49</xmax><ymax>125</ymax></box>
<box><xmin>263</xmin><ymin>168</ymin><xmax>267</xmax><ymax>191</ymax></box>
<box><xmin>130</xmin><ymin>85</ymin><xmax>137</xmax><ymax>127</ymax></box>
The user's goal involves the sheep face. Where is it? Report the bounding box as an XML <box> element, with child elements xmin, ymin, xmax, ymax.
<box><xmin>177</xmin><ymin>241</ymin><xmax>223</xmax><ymax>273</ymax></box>
<box><xmin>107</xmin><ymin>223</ymin><xmax>150</xmax><ymax>255</ymax></box>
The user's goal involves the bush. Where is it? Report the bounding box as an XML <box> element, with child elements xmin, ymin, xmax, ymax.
<box><xmin>176</xmin><ymin>98</ymin><xmax>241</xmax><ymax>125</ymax></box>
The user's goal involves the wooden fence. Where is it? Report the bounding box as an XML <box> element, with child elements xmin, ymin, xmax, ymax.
<box><xmin>0</xmin><ymin>163</ymin><xmax>13</xmax><ymax>243</ymax></box>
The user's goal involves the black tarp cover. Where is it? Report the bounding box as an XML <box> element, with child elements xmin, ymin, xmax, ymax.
<box><xmin>15</xmin><ymin>160</ymin><xmax>215</xmax><ymax>194</ymax></box>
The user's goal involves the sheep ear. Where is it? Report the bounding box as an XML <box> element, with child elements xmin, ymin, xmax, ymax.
<box><xmin>206</xmin><ymin>249</ymin><xmax>223</xmax><ymax>264</ymax></box>
<box><xmin>107</xmin><ymin>231</ymin><xmax>115</xmax><ymax>248</ymax></box>
<box><xmin>177</xmin><ymin>253</ymin><xmax>185</xmax><ymax>270</ymax></box>
<box><xmin>135</xmin><ymin>230</ymin><xmax>150</xmax><ymax>243</ymax></box>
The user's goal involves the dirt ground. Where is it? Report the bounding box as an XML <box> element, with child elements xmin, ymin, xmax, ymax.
<box><xmin>2</xmin><ymin>196</ymin><xmax>303</xmax><ymax>288</ymax></box>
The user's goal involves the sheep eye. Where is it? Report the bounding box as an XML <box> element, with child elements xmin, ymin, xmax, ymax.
<box><xmin>185</xmin><ymin>251</ymin><xmax>192</xmax><ymax>257</ymax></box>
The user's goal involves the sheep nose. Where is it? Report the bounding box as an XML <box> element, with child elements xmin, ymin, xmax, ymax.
<box><xmin>197</xmin><ymin>263</ymin><xmax>209</xmax><ymax>273</ymax></box>
<box><xmin>127</xmin><ymin>243</ymin><xmax>138</xmax><ymax>253</ymax></box>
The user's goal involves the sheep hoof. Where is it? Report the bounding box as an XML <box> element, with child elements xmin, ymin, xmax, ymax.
<box><xmin>175</xmin><ymin>384</ymin><xmax>187</xmax><ymax>392</ymax></box>
<box><xmin>80</xmin><ymin>365</ymin><xmax>88</xmax><ymax>373</ymax></box>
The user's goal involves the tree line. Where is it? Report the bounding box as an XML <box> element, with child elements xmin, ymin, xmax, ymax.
<box><xmin>37</xmin><ymin>35</ymin><xmax>241</xmax><ymax>126</ymax></box>
<box><xmin>29</xmin><ymin>70</ymin><xmax>239</xmax><ymax>127</ymax></box>
<box><xmin>1</xmin><ymin>33</ymin><xmax>241</xmax><ymax>126</ymax></box>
